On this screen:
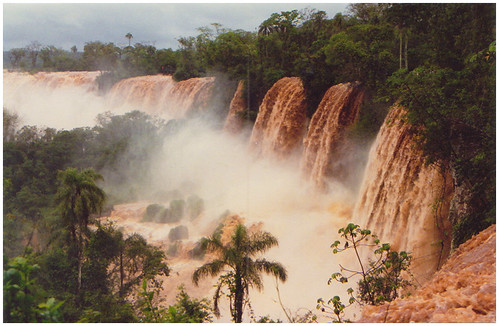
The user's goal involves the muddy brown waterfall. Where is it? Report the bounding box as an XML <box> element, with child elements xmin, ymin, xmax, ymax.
<box><xmin>249</xmin><ymin>77</ymin><xmax>307</xmax><ymax>159</ymax></box>
<box><xmin>301</xmin><ymin>82</ymin><xmax>364</xmax><ymax>191</ymax></box>
<box><xmin>107</xmin><ymin>75</ymin><xmax>215</xmax><ymax>117</ymax></box>
<box><xmin>353</xmin><ymin>105</ymin><xmax>454</xmax><ymax>282</ymax></box>
<box><xmin>223</xmin><ymin>80</ymin><xmax>247</xmax><ymax>134</ymax></box>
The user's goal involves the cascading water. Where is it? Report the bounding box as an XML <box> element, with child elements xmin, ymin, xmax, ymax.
<box><xmin>106</xmin><ymin>74</ymin><xmax>176</xmax><ymax>115</ymax></box>
<box><xmin>249</xmin><ymin>77</ymin><xmax>308</xmax><ymax>160</ymax></box>
<box><xmin>352</xmin><ymin>105</ymin><xmax>454</xmax><ymax>282</ymax></box>
<box><xmin>223</xmin><ymin>80</ymin><xmax>247</xmax><ymax>134</ymax></box>
<box><xmin>107</xmin><ymin>75</ymin><xmax>215</xmax><ymax>118</ymax></box>
<box><xmin>3</xmin><ymin>70</ymin><xmax>106</xmax><ymax>129</ymax></box>
<box><xmin>167</xmin><ymin>77</ymin><xmax>216</xmax><ymax>117</ymax></box>
<box><xmin>301</xmin><ymin>82</ymin><xmax>364</xmax><ymax>191</ymax></box>
<box><xmin>5</xmin><ymin>70</ymin><xmax>482</xmax><ymax>322</ymax></box>
<box><xmin>32</xmin><ymin>70</ymin><xmax>101</xmax><ymax>92</ymax></box>
<box><xmin>4</xmin><ymin>71</ymin><xmax>353</xmax><ymax>322</ymax></box>
<box><xmin>4</xmin><ymin>71</ymin><xmax>217</xmax><ymax>127</ymax></box>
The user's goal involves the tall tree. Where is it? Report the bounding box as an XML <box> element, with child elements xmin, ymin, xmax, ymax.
<box><xmin>54</xmin><ymin>168</ymin><xmax>106</xmax><ymax>303</ymax></box>
<box><xmin>192</xmin><ymin>223</ymin><xmax>287</xmax><ymax>323</ymax></box>
<box><xmin>125</xmin><ymin>33</ymin><xmax>133</xmax><ymax>47</ymax></box>
<box><xmin>9</xmin><ymin>48</ymin><xmax>26</xmax><ymax>68</ymax></box>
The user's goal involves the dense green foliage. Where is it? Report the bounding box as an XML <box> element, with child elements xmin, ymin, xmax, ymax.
<box><xmin>2</xmin><ymin>110</ymin><xmax>209</xmax><ymax>322</ymax></box>
<box><xmin>4</xmin><ymin>256</ymin><xmax>64</xmax><ymax>322</ymax></box>
<box><xmin>137</xmin><ymin>281</ymin><xmax>212</xmax><ymax>323</ymax></box>
<box><xmin>318</xmin><ymin>224</ymin><xmax>412</xmax><ymax>322</ymax></box>
<box><xmin>193</xmin><ymin>223</ymin><xmax>287</xmax><ymax>323</ymax></box>
<box><xmin>382</xmin><ymin>4</ymin><xmax>496</xmax><ymax>246</ymax></box>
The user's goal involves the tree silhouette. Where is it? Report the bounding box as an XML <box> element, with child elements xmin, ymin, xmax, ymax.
<box><xmin>125</xmin><ymin>33</ymin><xmax>133</xmax><ymax>47</ymax></box>
<box><xmin>54</xmin><ymin>168</ymin><xmax>106</xmax><ymax>303</ymax></box>
<box><xmin>192</xmin><ymin>223</ymin><xmax>287</xmax><ymax>322</ymax></box>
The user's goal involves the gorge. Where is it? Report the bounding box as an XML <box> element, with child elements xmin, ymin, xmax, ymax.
<box><xmin>3</xmin><ymin>70</ymin><xmax>495</xmax><ymax>322</ymax></box>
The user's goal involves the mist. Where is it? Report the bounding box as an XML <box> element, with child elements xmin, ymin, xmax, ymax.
<box><xmin>139</xmin><ymin>114</ymin><xmax>359</xmax><ymax>321</ymax></box>
<box><xmin>3</xmin><ymin>70</ymin><xmax>365</xmax><ymax>322</ymax></box>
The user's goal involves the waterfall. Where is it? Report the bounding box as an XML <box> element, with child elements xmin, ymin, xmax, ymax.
<box><xmin>301</xmin><ymin>82</ymin><xmax>364</xmax><ymax>191</ymax></box>
<box><xmin>352</xmin><ymin>105</ymin><xmax>454</xmax><ymax>282</ymax></box>
<box><xmin>107</xmin><ymin>75</ymin><xmax>215</xmax><ymax>118</ymax></box>
<box><xmin>223</xmin><ymin>80</ymin><xmax>247</xmax><ymax>134</ymax></box>
<box><xmin>249</xmin><ymin>77</ymin><xmax>307</xmax><ymax>160</ymax></box>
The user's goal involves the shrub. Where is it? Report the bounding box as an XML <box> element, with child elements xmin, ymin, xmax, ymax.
<box><xmin>317</xmin><ymin>223</ymin><xmax>412</xmax><ymax>322</ymax></box>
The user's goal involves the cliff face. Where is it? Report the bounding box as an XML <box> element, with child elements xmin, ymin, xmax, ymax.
<box><xmin>359</xmin><ymin>224</ymin><xmax>496</xmax><ymax>323</ymax></box>
<box><xmin>301</xmin><ymin>82</ymin><xmax>364</xmax><ymax>190</ymax></box>
<box><xmin>353</xmin><ymin>105</ymin><xmax>454</xmax><ymax>282</ymax></box>
<box><xmin>223</xmin><ymin>80</ymin><xmax>247</xmax><ymax>134</ymax></box>
<box><xmin>249</xmin><ymin>77</ymin><xmax>308</xmax><ymax>159</ymax></box>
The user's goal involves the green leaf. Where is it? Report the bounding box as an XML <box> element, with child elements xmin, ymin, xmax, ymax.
<box><xmin>331</xmin><ymin>240</ymin><xmax>340</xmax><ymax>248</ymax></box>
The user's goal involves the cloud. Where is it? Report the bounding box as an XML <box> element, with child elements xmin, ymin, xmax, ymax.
<box><xmin>4</xmin><ymin>3</ymin><xmax>348</xmax><ymax>50</ymax></box>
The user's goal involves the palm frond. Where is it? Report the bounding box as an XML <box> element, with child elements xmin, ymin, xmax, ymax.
<box><xmin>254</xmin><ymin>259</ymin><xmax>288</xmax><ymax>282</ymax></box>
<box><xmin>245</xmin><ymin>262</ymin><xmax>264</xmax><ymax>291</ymax></box>
<box><xmin>213</xmin><ymin>281</ymin><xmax>224</xmax><ymax>318</ymax></box>
<box><xmin>201</xmin><ymin>235</ymin><xmax>225</xmax><ymax>255</ymax></box>
<box><xmin>232</xmin><ymin>224</ymin><xmax>248</xmax><ymax>251</ymax></box>
<box><xmin>247</xmin><ymin>231</ymin><xmax>279</xmax><ymax>256</ymax></box>
<box><xmin>192</xmin><ymin>259</ymin><xmax>227</xmax><ymax>286</ymax></box>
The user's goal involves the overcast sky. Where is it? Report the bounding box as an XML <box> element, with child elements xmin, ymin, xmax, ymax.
<box><xmin>3</xmin><ymin>2</ymin><xmax>349</xmax><ymax>51</ymax></box>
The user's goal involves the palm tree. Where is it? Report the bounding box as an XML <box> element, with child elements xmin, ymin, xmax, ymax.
<box><xmin>192</xmin><ymin>223</ymin><xmax>287</xmax><ymax>323</ymax></box>
<box><xmin>54</xmin><ymin>168</ymin><xmax>106</xmax><ymax>303</ymax></box>
<box><xmin>125</xmin><ymin>33</ymin><xmax>133</xmax><ymax>47</ymax></box>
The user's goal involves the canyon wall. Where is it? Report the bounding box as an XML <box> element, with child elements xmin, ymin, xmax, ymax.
<box><xmin>249</xmin><ymin>77</ymin><xmax>308</xmax><ymax>159</ymax></box>
<box><xmin>301</xmin><ymin>82</ymin><xmax>364</xmax><ymax>190</ymax></box>
<box><xmin>359</xmin><ymin>224</ymin><xmax>496</xmax><ymax>323</ymax></box>
<box><xmin>352</xmin><ymin>105</ymin><xmax>454</xmax><ymax>282</ymax></box>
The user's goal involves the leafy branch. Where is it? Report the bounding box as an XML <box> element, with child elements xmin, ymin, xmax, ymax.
<box><xmin>318</xmin><ymin>223</ymin><xmax>413</xmax><ymax>322</ymax></box>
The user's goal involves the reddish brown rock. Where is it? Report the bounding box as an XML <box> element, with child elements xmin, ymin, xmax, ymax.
<box><xmin>359</xmin><ymin>225</ymin><xmax>496</xmax><ymax>323</ymax></box>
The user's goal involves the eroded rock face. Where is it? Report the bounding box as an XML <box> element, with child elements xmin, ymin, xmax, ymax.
<box><xmin>223</xmin><ymin>80</ymin><xmax>247</xmax><ymax>134</ymax></box>
<box><xmin>301</xmin><ymin>82</ymin><xmax>364</xmax><ymax>190</ymax></box>
<box><xmin>353</xmin><ymin>105</ymin><xmax>454</xmax><ymax>282</ymax></box>
<box><xmin>249</xmin><ymin>77</ymin><xmax>308</xmax><ymax>160</ymax></box>
<box><xmin>359</xmin><ymin>224</ymin><xmax>496</xmax><ymax>323</ymax></box>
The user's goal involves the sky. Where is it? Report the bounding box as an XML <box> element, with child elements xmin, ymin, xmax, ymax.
<box><xmin>3</xmin><ymin>2</ymin><xmax>349</xmax><ymax>51</ymax></box>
